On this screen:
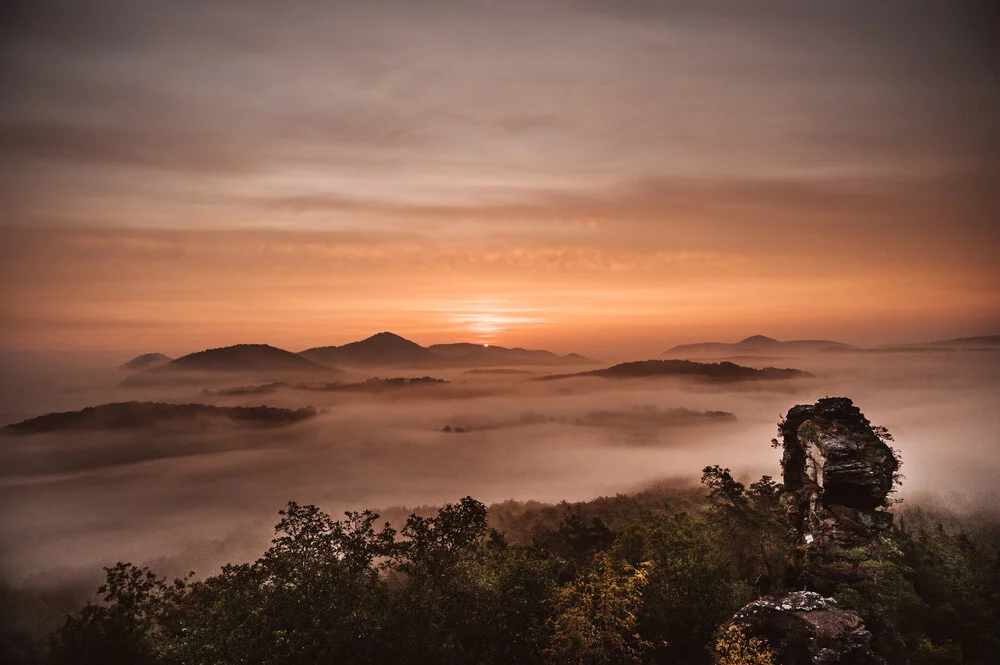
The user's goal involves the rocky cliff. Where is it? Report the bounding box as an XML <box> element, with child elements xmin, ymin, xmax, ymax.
<box><xmin>724</xmin><ymin>397</ymin><xmax>901</xmax><ymax>664</ymax></box>
<box><xmin>780</xmin><ymin>397</ymin><xmax>899</xmax><ymax>591</ymax></box>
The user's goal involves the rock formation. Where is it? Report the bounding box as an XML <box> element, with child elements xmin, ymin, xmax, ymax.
<box><xmin>779</xmin><ymin>397</ymin><xmax>899</xmax><ymax>591</ymax></box>
<box><xmin>724</xmin><ymin>397</ymin><xmax>900</xmax><ymax>664</ymax></box>
<box><xmin>732</xmin><ymin>591</ymin><xmax>882</xmax><ymax>665</ymax></box>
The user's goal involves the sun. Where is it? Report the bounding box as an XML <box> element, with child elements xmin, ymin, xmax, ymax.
<box><xmin>447</xmin><ymin>303</ymin><xmax>544</xmax><ymax>345</ymax></box>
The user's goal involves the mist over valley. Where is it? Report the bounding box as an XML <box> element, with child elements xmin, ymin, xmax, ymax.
<box><xmin>1</xmin><ymin>333</ymin><xmax>997</xmax><ymax>647</ymax></box>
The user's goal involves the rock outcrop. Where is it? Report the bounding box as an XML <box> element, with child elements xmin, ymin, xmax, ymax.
<box><xmin>732</xmin><ymin>591</ymin><xmax>881</xmax><ymax>665</ymax></box>
<box><xmin>724</xmin><ymin>397</ymin><xmax>900</xmax><ymax>664</ymax></box>
<box><xmin>779</xmin><ymin>397</ymin><xmax>899</xmax><ymax>590</ymax></box>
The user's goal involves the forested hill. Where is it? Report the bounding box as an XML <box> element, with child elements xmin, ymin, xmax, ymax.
<box><xmin>5</xmin><ymin>402</ymin><xmax>317</xmax><ymax>433</ymax></box>
<box><xmin>539</xmin><ymin>358</ymin><xmax>810</xmax><ymax>381</ymax></box>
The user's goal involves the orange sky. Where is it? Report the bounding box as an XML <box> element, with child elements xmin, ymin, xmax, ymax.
<box><xmin>0</xmin><ymin>1</ymin><xmax>997</xmax><ymax>357</ymax></box>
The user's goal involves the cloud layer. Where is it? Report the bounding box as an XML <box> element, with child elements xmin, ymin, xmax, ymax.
<box><xmin>1</xmin><ymin>0</ymin><xmax>997</xmax><ymax>350</ymax></box>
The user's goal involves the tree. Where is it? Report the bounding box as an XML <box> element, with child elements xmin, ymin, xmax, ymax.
<box><xmin>49</xmin><ymin>563</ymin><xmax>184</xmax><ymax>665</ymax></box>
<box><xmin>543</xmin><ymin>553</ymin><xmax>652</xmax><ymax>665</ymax></box>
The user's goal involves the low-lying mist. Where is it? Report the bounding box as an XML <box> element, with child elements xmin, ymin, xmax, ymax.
<box><xmin>1</xmin><ymin>349</ymin><xmax>997</xmax><ymax>636</ymax></box>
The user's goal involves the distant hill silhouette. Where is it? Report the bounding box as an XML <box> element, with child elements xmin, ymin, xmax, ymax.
<box><xmin>918</xmin><ymin>335</ymin><xmax>1000</xmax><ymax>349</ymax></box>
<box><xmin>539</xmin><ymin>359</ymin><xmax>810</xmax><ymax>381</ymax></box>
<box><xmin>163</xmin><ymin>344</ymin><xmax>331</xmax><ymax>373</ymax></box>
<box><xmin>5</xmin><ymin>402</ymin><xmax>317</xmax><ymax>434</ymax></box>
<box><xmin>663</xmin><ymin>335</ymin><xmax>855</xmax><ymax>358</ymax></box>
<box><xmin>300</xmin><ymin>332</ymin><xmax>438</xmax><ymax>367</ymax></box>
<box><xmin>119</xmin><ymin>353</ymin><xmax>172</xmax><ymax>371</ymax></box>
<box><xmin>294</xmin><ymin>376</ymin><xmax>447</xmax><ymax>393</ymax></box>
<box><xmin>425</xmin><ymin>343</ymin><xmax>594</xmax><ymax>367</ymax></box>
<box><xmin>462</xmin><ymin>368</ymin><xmax>535</xmax><ymax>375</ymax></box>
<box><xmin>819</xmin><ymin>335</ymin><xmax>1000</xmax><ymax>355</ymax></box>
<box><xmin>577</xmin><ymin>406</ymin><xmax>736</xmax><ymax>428</ymax></box>
<box><xmin>117</xmin><ymin>335</ymin><xmax>592</xmax><ymax>381</ymax></box>
<box><xmin>204</xmin><ymin>382</ymin><xmax>287</xmax><ymax>396</ymax></box>
<box><xmin>300</xmin><ymin>332</ymin><xmax>594</xmax><ymax>368</ymax></box>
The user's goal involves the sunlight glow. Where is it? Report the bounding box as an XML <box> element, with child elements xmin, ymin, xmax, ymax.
<box><xmin>449</xmin><ymin>310</ymin><xmax>544</xmax><ymax>342</ymax></box>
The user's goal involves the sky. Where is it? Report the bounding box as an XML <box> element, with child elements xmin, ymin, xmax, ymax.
<box><xmin>1</xmin><ymin>0</ymin><xmax>998</xmax><ymax>357</ymax></box>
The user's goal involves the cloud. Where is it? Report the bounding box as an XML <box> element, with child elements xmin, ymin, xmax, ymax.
<box><xmin>2</xmin><ymin>0</ymin><xmax>997</xmax><ymax>212</ymax></box>
<box><xmin>0</xmin><ymin>120</ymin><xmax>265</xmax><ymax>174</ymax></box>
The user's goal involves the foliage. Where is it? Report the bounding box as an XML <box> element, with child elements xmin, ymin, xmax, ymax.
<box><xmin>872</xmin><ymin>424</ymin><xmax>905</xmax><ymax>505</ymax></box>
<box><xmin>700</xmin><ymin>466</ymin><xmax>792</xmax><ymax>595</ymax></box>
<box><xmin>893</xmin><ymin>519</ymin><xmax>1000</xmax><ymax>664</ymax></box>
<box><xmin>713</xmin><ymin>624</ymin><xmax>775</xmax><ymax>665</ymax></box>
<box><xmin>829</xmin><ymin>515</ymin><xmax>1000</xmax><ymax>665</ymax></box>
<box><xmin>48</xmin><ymin>563</ymin><xmax>187</xmax><ymax>665</ymax></box>
<box><xmin>543</xmin><ymin>554</ymin><xmax>652</xmax><ymax>665</ymax></box>
<box><xmin>631</xmin><ymin>512</ymin><xmax>746</xmax><ymax>664</ymax></box>
<box><xmin>533</xmin><ymin>506</ymin><xmax>616</xmax><ymax>566</ymax></box>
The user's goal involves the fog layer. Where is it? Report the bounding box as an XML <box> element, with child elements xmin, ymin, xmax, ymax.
<box><xmin>0</xmin><ymin>350</ymin><xmax>997</xmax><ymax>633</ymax></box>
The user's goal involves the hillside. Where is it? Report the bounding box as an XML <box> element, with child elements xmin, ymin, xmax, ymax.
<box><xmin>299</xmin><ymin>332</ymin><xmax>439</xmax><ymax>367</ymax></box>
<box><xmin>4</xmin><ymin>402</ymin><xmax>317</xmax><ymax>433</ymax></box>
<box><xmin>539</xmin><ymin>358</ymin><xmax>810</xmax><ymax>381</ymax></box>
<box><xmin>663</xmin><ymin>334</ymin><xmax>855</xmax><ymax>358</ymax></box>
<box><xmin>163</xmin><ymin>344</ymin><xmax>332</xmax><ymax>373</ymax></box>
<box><xmin>119</xmin><ymin>352</ymin><xmax>172</xmax><ymax>371</ymax></box>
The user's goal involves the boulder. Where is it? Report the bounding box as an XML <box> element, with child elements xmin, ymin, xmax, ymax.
<box><xmin>731</xmin><ymin>591</ymin><xmax>883</xmax><ymax>664</ymax></box>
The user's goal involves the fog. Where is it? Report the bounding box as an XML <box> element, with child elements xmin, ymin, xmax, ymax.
<box><xmin>1</xmin><ymin>349</ymin><xmax>998</xmax><ymax>635</ymax></box>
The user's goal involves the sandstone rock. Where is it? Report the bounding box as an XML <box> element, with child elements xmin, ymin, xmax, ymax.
<box><xmin>780</xmin><ymin>397</ymin><xmax>897</xmax><ymax>513</ymax></box>
<box><xmin>732</xmin><ymin>591</ymin><xmax>883</xmax><ymax>664</ymax></box>
<box><xmin>724</xmin><ymin>398</ymin><xmax>901</xmax><ymax>664</ymax></box>
<box><xmin>779</xmin><ymin>397</ymin><xmax>899</xmax><ymax>566</ymax></box>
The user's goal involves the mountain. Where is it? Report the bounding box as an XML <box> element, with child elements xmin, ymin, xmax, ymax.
<box><xmin>300</xmin><ymin>332</ymin><xmax>438</xmax><ymax>367</ymax></box>
<box><xmin>663</xmin><ymin>335</ymin><xmax>855</xmax><ymax>358</ymax></box>
<box><xmin>163</xmin><ymin>344</ymin><xmax>331</xmax><ymax>373</ymax></box>
<box><xmin>120</xmin><ymin>352</ymin><xmax>172</xmax><ymax>371</ymax></box>
<box><xmin>300</xmin><ymin>332</ymin><xmax>595</xmax><ymax>368</ymax></box>
<box><xmin>539</xmin><ymin>359</ymin><xmax>811</xmax><ymax>381</ymax></box>
<box><xmin>425</xmin><ymin>343</ymin><xmax>595</xmax><ymax>367</ymax></box>
<box><xmin>5</xmin><ymin>402</ymin><xmax>317</xmax><ymax>434</ymax></box>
